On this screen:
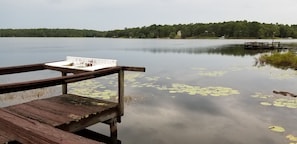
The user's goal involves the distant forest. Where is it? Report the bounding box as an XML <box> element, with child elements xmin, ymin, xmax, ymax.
<box><xmin>1</xmin><ymin>21</ymin><xmax>297</xmax><ymax>39</ymax></box>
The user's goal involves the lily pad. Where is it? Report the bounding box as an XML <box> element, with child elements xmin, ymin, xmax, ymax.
<box><xmin>251</xmin><ymin>92</ymin><xmax>273</xmax><ymax>99</ymax></box>
<box><xmin>69</xmin><ymin>80</ymin><xmax>117</xmax><ymax>100</ymax></box>
<box><xmin>269</xmin><ymin>126</ymin><xmax>285</xmax><ymax>132</ymax></box>
<box><xmin>273</xmin><ymin>102</ymin><xmax>286</xmax><ymax>107</ymax></box>
<box><xmin>251</xmin><ymin>92</ymin><xmax>297</xmax><ymax>109</ymax></box>
<box><xmin>198</xmin><ymin>71</ymin><xmax>227</xmax><ymax>77</ymax></box>
<box><xmin>162</xmin><ymin>83</ymin><xmax>239</xmax><ymax>97</ymax></box>
<box><xmin>287</xmin><ymin>134</ymin><xmax>297</xmax><ymax>142</ymax></box>
<box><xmin>192</xmin><ymin>67</ymin><xmax>227</xmax><ymax>77</ymax></box>
<box><xmin>260</xmin><ymin>102</ymin><xmax>272</xmax><ymax>106</ymax></box>
<box><xmin>145</xmin><ymin>76</ymin><xmax>160</xmax><ymax>81</ymax></box>
<box><xmin>286</xmin><ymin>105</ymin><xmax>297</xmax><ymax>109</ymax></box>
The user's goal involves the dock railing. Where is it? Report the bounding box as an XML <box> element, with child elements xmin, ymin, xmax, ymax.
<box><xmin>0</xmin><ymin>62</ymin><xmax>145</xmax><ymax>143</ymax></box>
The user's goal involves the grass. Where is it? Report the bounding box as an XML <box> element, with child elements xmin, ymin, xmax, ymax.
<box><xmin>258</xmin><ymin>51</ymin><xmax>297</xmax><ymax>69</ymax></box>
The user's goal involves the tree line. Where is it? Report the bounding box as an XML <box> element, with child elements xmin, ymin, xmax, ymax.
<box><xmin>1</xmin><ymin>21</ymin><xmax>297</xmax><ymax>39</ymax></box>
<box><xmin>0</xmin><ymin>28</ymin><xmax>105</xmax><ymax>37</ymax></box>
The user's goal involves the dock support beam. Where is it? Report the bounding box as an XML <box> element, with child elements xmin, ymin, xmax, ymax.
<box><xmin>109</xmin><ymin>118</ymin><xmax>118</xmax><ymax>144</ymax></box>
<box><xmin>62</xmin><ymin>72</ymin><xmax>67</xmax><ymax>94</ymax></box>
<box><xmin>118</xmin><ymin>70</ymin><xmax>124</xmax><ymax>122</ymax></box>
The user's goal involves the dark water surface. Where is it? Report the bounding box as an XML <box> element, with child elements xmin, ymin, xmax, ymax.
<box><xmin>1</xmin><ymin>38</ymin><xmax>297</xmax><ymax>144</ymax></box>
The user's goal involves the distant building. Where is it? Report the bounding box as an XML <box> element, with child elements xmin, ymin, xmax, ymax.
<box><xmin>176</xmin><ymin>30</ymin><xmax>182</xmax><ymax>38</ymax></box>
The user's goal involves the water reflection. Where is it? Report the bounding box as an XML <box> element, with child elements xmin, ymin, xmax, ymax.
<box><xmin>137</xmin><ymin>44</ymin><xmax>280</xmax><ymax>56</ymax></box>
<box><xmin>119</xmin><ymin>95</ymin><xmax>284</xmax><ymax>144</ymax></box>
<box><xmin>1</xmin><ymin>38</ymin><xmax>297</xmax><ymax>144</ymax></box>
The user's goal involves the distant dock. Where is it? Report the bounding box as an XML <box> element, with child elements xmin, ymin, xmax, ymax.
<box><xmin>244</xmin><ymin>42</ymin><xmax>285</xmax><ymax>50</ymax></box>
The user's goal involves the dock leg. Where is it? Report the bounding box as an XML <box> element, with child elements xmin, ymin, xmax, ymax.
<box><xmin>62</xmin><ymin>72</ymin><xmax>67</xmax><ymax>94</ymax></box>
<box><xmin>109</xmin><ymin>118</ymin><xmax>118</xmax><ymax>144</ymax></box>
<box><xmin>118</xmin><ymin>70</ymin><xmax>124</xmax><ymax>122</ymax></box>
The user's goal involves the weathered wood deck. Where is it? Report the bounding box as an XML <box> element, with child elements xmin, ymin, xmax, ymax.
<box><xmin>0</xmin><ymin>108</ymin><xmax>102</xmax><ymax>144</ymax></box>
<box><xmin>0</xmin><ymin>62</ymin><xmax>145</xmax><ymax>144</ymax></box>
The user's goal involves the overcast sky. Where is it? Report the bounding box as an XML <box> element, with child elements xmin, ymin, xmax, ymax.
<box><xmin>0</xmin><ymin>0</ymin><xmax>297</xmax><ymax>31</ymax></box>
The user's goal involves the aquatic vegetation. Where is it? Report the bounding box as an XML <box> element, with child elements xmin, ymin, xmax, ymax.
<box><xmin>192</xmin><ymin>67</ymin><xmax>207</xmax><ymax>71</ymax></box>
<box><xmin>165</xmin><ymin>83</ymin><xmax>239</xmax><ymax>96</ymax></box>
<box><xmin>267</xmin><ymin>125</ymin><xmax>297</xmax><ymax>143</ymax></box>
<box><xmin>287</xmin><ymin>134</ymin><xmax>297</xmax><ymax>142</ymax></box>
<box><xmin>192</xmin><ymin>67</ymin><xmax>227</xmax><ymax>77</ymax></box>
<box><xmin>69</xmin><ymin>73</ymin><xmax>240</xmax><ymax>100</ymax></box>
<box><xmin>125</xmin><ymin>73</ymin><xmax>144</xmax><ymax>82</ymax></box>
<box><xmin>69</xmin><ymin>71</ymin><xmax>242</xmax><ymax>104</ymax></box>
<box><xmin>251</xmin><ymin>92</ymin><xmax>273</xmax><ymax>99</ymax></box>
<box><xmin>145</xmin><ymin>76</ymin><xmax>160</xmax><ymax>81</ymax></box>
<box><xmin>269</xmin><ymin>125</ymin><xmax>285</xmax><ymax>132</ymax></box>
<box><xmin>69</xmin><ymin>80</ymin><xmax>117</xmax><ymax>100</ymax></box>
<box><xmin>71</xmin><ymin>88</ymin><xmax>116</xmax><ymax>100</ymax></box>
<box><xmin>255</xmin><ymin>92</ymin><xmax>297</xmax><ymax>143</ymax></box>
<box><xmin>258</xmin><ymin>51</ymin><xmax>297</xmax><ymax>70</ymax></box>
<box><xmin>251</xmin><ymin>92</ymin><xmax>297</xmax><ymax>109</ymax></box>
<box><xmin>198</xmin><ymin>71</ymin><xmax>227</xmax><ymax>77</ymax></box>
<box><xmin>69</xmin><ymin>74</ymin><xmax>146</xmax><ymax>102</ymax></box>
<box><xmin>260</xmin><ymin>102</ymin><xmax>272</xmax><ymax>106</ymax></box>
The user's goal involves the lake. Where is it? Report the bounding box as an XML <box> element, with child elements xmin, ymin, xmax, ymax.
<box><xmin>1</xmin><ymin>38</ymin><xmax>297</xmax><ymax>144</ymax></box>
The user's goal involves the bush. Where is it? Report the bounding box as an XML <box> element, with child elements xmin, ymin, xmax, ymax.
<box><xmin>258</xmin><ymin>51</ymin><xmax>297</xmax><ymax>69</ymax></box>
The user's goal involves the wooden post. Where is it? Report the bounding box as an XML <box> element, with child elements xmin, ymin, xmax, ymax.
<box><xmin>118</xmin><ymin>70</ymin><xmax>124</xmax><ymax>122</ymax></box>
<box><xmin>62</xmin><ymin>72</ymin><xmax>67</xmax><ymax>94</ymax></box>
<box><xmin>109</xmin><ymin>118</ymin><xmax>117</xmax><ymax>144</ymax></box>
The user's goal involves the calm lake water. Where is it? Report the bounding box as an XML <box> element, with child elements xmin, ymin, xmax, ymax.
<box><xmin>1</xmin><ymin>38</ymin><xmax>297</xmax><ymax>144</ymax></box>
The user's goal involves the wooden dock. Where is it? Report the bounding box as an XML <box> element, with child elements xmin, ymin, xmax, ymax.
<box><xmin>244</xmin><ymin>41</ymin><xmax>285</xmax><ymax>49</ymax></box>
<box><xmin>0</xmin><ymin>62</ymin><xmax>145</xmax><ymax>144</ymax></box>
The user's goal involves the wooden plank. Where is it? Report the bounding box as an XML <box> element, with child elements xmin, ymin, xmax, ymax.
<box><xmin>27</xmin><ymin>98</ymin><xmax>94</xmax><ymax>119</ymax></box>
<box><xmin>5</xmin><ymin>94</ymin><xmax>118</xmax><ymax>128</ymax></box>
<box><xmin>5</xmin><ymin>103</ymin><xmax>66</xmax><ymax>126</ymax></box>
<box><xmin>0</xmin><ymin>63</ymin><xmax>45</xmax><ymax>75</ymax></box>
<box><xmin>0</xmin><ymin>66</ymin><xmax>122</xmax><ymax>94</ymax></box>
<box><xmin>28</xmin><ymin>96</ymin><xmax>97</xmax><ymax>115</ymax></box>
<box><xmin>0</xmin><ymin>64</ymin><xmax>145</xmax><ymax>94</ymax></box>
<box><xmin>9</xmin><ymin>98</ymin><xmax>97</xmax><ymax>126</ymax></box>
<box><xmin>48</xmin><ymin>94</ymin><xmax>119</xmax><ymax>132</ymax></box>
<box><xmin>46</xmin><ymin>94</ymin><xmax>117</xmax><ymax>113</ymax></box>
<box><xmin>0</xmin><ymin>62</ymin><xmax>145</xmax><ymax>143</ymax></box>
<box><xmin>57</xmin><ymin>108</ymin><xmax>117</xmax><ymax>132</ymax></box>
<box><xmin>0</xmin><ymin>129</ymin><xmax>15</xmax><ymax>143</ymax></box>
<box><xmin>0</xmin><ymin>65</ymin><xmax>145</xmax><ymax>94</ymax></box>
<box><xmin>121</xmin><ymin>66</ymin><xmax>145</xmax><ymax>72</ymax></box>
<box><xmin>0</xmin><ymin>109</ymin><xmax>102</xmax><ymax>144</ymax></box>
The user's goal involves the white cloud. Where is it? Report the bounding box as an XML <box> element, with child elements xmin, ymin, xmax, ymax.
<box><xmin>0</xmin><ymin>0</ymin><xmax>297</xmax><ymax>30</ymax></box>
